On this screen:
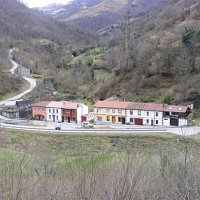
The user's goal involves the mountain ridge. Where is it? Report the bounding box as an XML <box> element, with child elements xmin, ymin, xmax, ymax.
<box><xmin>38</xmin><ymin>0</ymin><xmax>173</xmax><ymax>32</ymax></box>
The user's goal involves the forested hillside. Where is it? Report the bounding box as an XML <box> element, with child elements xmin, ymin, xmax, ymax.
<box><xmin>44</xmin><ymin>0</ymin><xmax>200</xmax><ymax>108</ymax></box>
<box><xmin>0</xmin><ymin>0</ymin><xmax>97</xmax><ymax>98</ymax></box>
<box><xmin>0</xmin><ymin>0</ymin><xmax>200</xmax><ymax>110</ymax></box>
<box><xmin>95</xmin><ymin>0</ymin><xmax>200</xmax><ymax>109</ymax></box>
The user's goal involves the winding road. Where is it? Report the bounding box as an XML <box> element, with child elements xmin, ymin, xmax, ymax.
<box><xmin>0</xmin><ymin>49</ymin><xmax>37</xmax><ymax>106</ymax></box>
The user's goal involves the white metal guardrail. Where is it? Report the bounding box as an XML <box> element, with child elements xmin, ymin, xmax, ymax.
<box><xmin>0</xmin><ymin>124</ymin><xmax>167</xmax><ymax>133</ymax></box>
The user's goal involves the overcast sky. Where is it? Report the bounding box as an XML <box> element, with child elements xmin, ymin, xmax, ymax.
<box><xmin>23</xmin><ymin>0</ymin><xmax>72</xmax><ymax>8</ymax></box>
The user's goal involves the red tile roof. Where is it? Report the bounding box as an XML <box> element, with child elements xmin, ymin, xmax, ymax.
<box><xmin>94</xmin><ymin>101</ymin><xmax>131</xmax><ymax>109</ymax></box>
<box><xmin>32</xmin><ymin>101</ymin><xmax>83</xmax><ymax>110</ymax></box>
<box><xmin>127</xmin><ymin>102</ymin><xmax>145</xmax><ymax>110</ymax></box>
<box><xmin>32</xmin><ymin>101</ymin><xmax>50</xmax><ymax>107</ymax></box>
<box><xmin>163</xmin><ymin>105</ymin><xmax>189</xmax><ymax>113</ymax></box>
<box><xmin>95</xmin><ymin>101</ymin><xmax>189</xmax><ymax>113</ymax></box>
<box><xmin>61</xmin><ymin>101</ymin><xmax>79</xmax><ymax>109</ymax></box>
<box><xmin>46</xmin><ymin>101</ymin><xmax>62</xmax><ymax>108</ymax></box>
<box><xmin>127</xmin><ymin>102</ymin><xmax>165</xmax><ymax>111</ymax></box>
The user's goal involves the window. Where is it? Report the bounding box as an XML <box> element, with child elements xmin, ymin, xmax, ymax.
<box><xmin>118</xmin><ymin>117</ymin><xmax>121</xmax><ymax>122</ymax></box>
<box><xmin>57</xmin><ymin>109</ymin><xmax>58</xmax><ymax>113</ymax></box>
<box><xmin>107</xmin><ymin>116</ymin><xmax>110</xmax><ymax>121</ymax></box>
<box><xmin>97</xmin><ymin>108</ymin><xmax>101</xmax><ymax>113</ymax></box>
<box><xmin>156</xmin><ymin>120</ymin><xmax>158</xmax><ymax>125</ymax></box>
<box><xmin>156</xmin><ymin>112</ymin><xmax>158</xmax><ymax>117</ymax></box>
<box><xmin>147</xmin><ymin>112</ymin><xmax>149</xmax><ymax>116</ymax></box>
<box><xmin>130</xmin><ymin>110</ymin><xmax>133</xmax><ymax>115</ymax></box>
<box><xmin>130</xmin><ymin>118</ymin><xmax>133</xmax><ymax>123</ymax></box>
<box><xmin>147</xmin><ymin>119</ymin><xmax>149</xmax><ymax>124</ymax></box>
<box><xmin>49</xmin><ymin>109</ymin><xmax>51</xmax><ymax>113</ymax></box>
<box><xmin>138</xmin><ymin>110</ymin><xmax>141</xmax><ymax>116</ymax></box>
<box><xmin>53</xmin><ymin>109</ymin><xmax>55</xmax><ymax>113</ymax></box>
<box><xmin>112</xmin><ymin>109</ymin><xmax>115</xmax><ymax>113</ymax></box>
<box><xmin>34</xmin><ymin>108</ymin><xmax>36</xmax><ymax>110</ymax></box>
<box><xmin>97</xmin><ymin>116</ymin><xmax>102</xmax><ymax>121</ymax></box>
<box><xmin>56</xmin><ymin>116</ymin><xmax>58</xmax><ymax>120</ymax></box>
<box><xmin>118</xmin><ymin>110</ymin><xmax>121</xmax><ymax>114</ymax></box>
<box><xmin>49</xmin><ymin>115</ymin><xmax>51</xmax><ymax>119</ymax></box>
<box><xmin>42</xmin><ymin>109</ymin><xmax>44</xmax><ymax>112</ymax></box>
<box><xmin>106</xmin><ymin>109</ymin><xmax>110</xmax><ymax>113</ymax></box>
<box><xmin>65</xmin><ymin>110</ymin><xmax>70</xmax><ymax>114</ymax></box>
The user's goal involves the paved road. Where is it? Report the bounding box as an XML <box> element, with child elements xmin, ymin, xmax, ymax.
<box><xmin>1</xmin><ymin>121</ymin><xmax>200</xmax><ymax>136</ymax></box>
<box><xmin>0</xmin><ymin>123</ymin><xmax>167</xmax><ymax>134</ymax></box>
<box><xmin>9</xmin><ymin>49</ymin><xmax>18</xmax><ymax>74</ymax></box>
<box><xmin>5</xmin><ymin>76</ymin><xmax>36</xmax><ymax>101</ymax></box>
<box><xmin>0</xmin><ymin>49</ymin><xmax>36</xmax><ymax>107</ymax></box>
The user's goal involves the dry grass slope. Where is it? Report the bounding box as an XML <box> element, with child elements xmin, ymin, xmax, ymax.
<box><xmin>0</xmin><ymin>129</ymin><xmax>200</xmax><ymax>199</ymax></box>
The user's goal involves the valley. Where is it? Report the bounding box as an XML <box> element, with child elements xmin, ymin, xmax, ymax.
<box><xmin>0</xmin><ymin>0</ymin><xmax>200</xmax><ymax>199</ymax></box>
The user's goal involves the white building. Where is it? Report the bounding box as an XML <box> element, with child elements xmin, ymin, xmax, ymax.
<box><xmin>46</xmin><ymin>101</ymin><xmax>62</xmax><ymax>122</ymax></box>
<box><xmin>126</xmin><ymin>102</ymin><xmax>164</xmax><ymax>126</ymax></box>
<box><xmin>46</xmin><ymin>101</ymin><xmax>89</xmax><ymax>123</ymax></box>
<box><xmin>94</xmin><ymin>101</ymin><xmax>191</xmax><ymax>127</ymax></box>
<box><xmin>163</xmin><ymin>105</ymin><xmax>189</xmax><ymax>126</ymax></box>
<box><xmin>76</xmin><ymin>104</ymin><xmax>88</xmax><ymax>124</ymax></box>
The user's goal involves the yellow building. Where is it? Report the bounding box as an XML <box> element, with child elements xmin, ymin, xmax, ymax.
<box><xmin>94</xmin><ymin>101</ymin><xmax>131</xmax><ymax>124</ymax></box>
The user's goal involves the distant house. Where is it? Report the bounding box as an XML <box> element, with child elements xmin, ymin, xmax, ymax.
<box><xmin>31</xmin><ymin>101</ymin><xmax>88</xmax><ymax>123</ymax></box>
<box><xmin>81</xmin><ymin>112</ymin><xmax>94</xmax><ymax>122</ymax></box>
<box><xmin>32</xmin><ymin>101</ymin><xmax>50</xmax><ymax>120</ymax></box>
<box><xmin>61</xmin><ymin>101</ymin><xmax>88</xmax><ymax>123</ymax></box>
<box><xmin>163</xmin><ymin>104</ymin><xmax>191</xmax><ymax>126</ymax></box>
<box><xmin>46</xmin><ymin>101</ymin><xmax>62</xmax><ymax>122</ymax></box>
<box><xmin>94</xmin><ymin>101</ymin><xmax>191</xmax><ymax>127</ymax></box>
<box><xmin>17</xmin><ymin>66</ymin><xmax>32</xmax><ymax>76</ymax></box>
<box><xmin>126</xmin><ymin>102</ymin><xmax>164</xmax><ymax>126</ymax></box>
<box><xmin>0</xmin><ymin>108</ymin><xmax>19</xmax><ymax>119</ymax></box>
<box><xmin>94</xmin><ymin>101</ymin><xmax>131</xmax><ymax>124</ymax></box>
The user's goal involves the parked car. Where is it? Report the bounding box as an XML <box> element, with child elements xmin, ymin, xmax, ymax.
<box><xmin>55</xmin><ymin>123</ymin><xmax>61</xmax><ymax>130</ymax></box>
<box><xmin>82</xmin><ymin>121</ymin><xmax>93</xmax><ymax>128</ymax></box>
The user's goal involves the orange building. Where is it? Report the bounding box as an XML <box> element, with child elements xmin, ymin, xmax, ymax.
<box><xmin>32</xmin><ymin>101</ymin><xmax>50</xmax><ymax>120</ymax></box>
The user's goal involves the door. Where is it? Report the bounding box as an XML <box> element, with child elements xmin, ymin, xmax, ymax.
<box><xmin>122</xmin><ymin>118</ymin><xmax>126</xmax><ymax>124</ymax></box>
<box><xmin>68</xmin><ymin>117</ymin><xmax>70</xmax><ymax>123</ymax></box>
<box><xmin>53</xmin><ymin>115</ymin><xmax>55</xmax><ymax>122</ymax></box>
<box><xmin>112</xmin><ymin>116</ymin><xmax>116</xmax><ymax>123</ymax></box>
<box><xmin>135</xmin><ymin>118</ymin><xmax>143</xmax><ymax>125</ymax></box>
<box><xmin>170</xmin><ymin>118</ymin><xmax>178</xmax><ymax>126</ymax></box>
<box><xmin>62</xmin><ymin>116</ymin><xmax>64</xmax><ymax>122</ymax></box>
<box><xmin>151</xmin><ymin>120</ymin><xmax>154</xmax><ymax>126</ymax></box>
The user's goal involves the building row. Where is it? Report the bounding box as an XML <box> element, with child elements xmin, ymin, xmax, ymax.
<box><xmin>31</xmin><ymin>100</ymin><xmax>192</xmax><ymax>127</ymax></box>
<box><xmin>94</xmin><ymin>101</ymin><xmax>192</xmax><ymax>127</ymax></box>
<box><xmin>32</xmin><ymin>101</ymin><xmax>88</xmax><ymax>123</ymax></box>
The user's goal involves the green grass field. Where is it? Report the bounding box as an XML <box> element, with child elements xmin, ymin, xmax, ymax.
<box><xmin>1</xmin><ymin>129</ymin><xmax>200</xmax><ymax>199</ymax></box>
<box><xmin>0</xmin><ymin>129</ymin><xmax>195</xmax><ymax>165</ymax></box>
